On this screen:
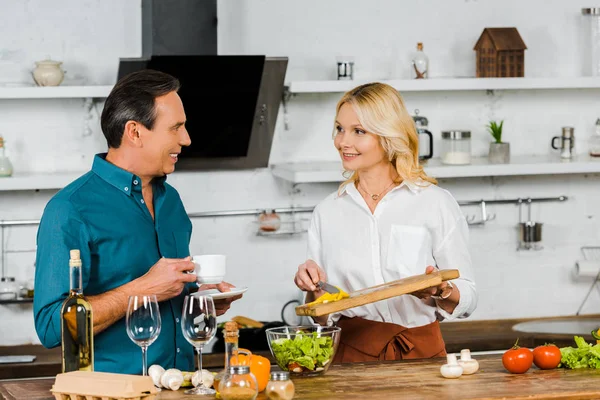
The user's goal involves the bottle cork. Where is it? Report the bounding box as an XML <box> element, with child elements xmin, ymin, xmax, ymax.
<box><xmin>224</xmin><ymin>321</ymin><xmax>239</xmax><ymax>343</ymax></box>
<box><xmin>69</xmin><ymin>249</ymin><xmax>82</xmax><ymax>267</ymax></box>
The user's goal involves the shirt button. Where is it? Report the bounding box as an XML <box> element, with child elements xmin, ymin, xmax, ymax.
<box><xmin>176</xmin><ymin>318</ymin><xmax>180</xmax><ymax>323</ymax></box>
<box><xmin>133</xmin><ymin>180</ymin><xmax>139</xmax><ymax>185</ymax></box>
<box><xmin>141</xmin><ymin>199</ymin><xmax>145</xmax><ymax>204</ymax></box>
<box><xmin>124</xmin><ymin>187</ymin><xmax>129</xmax><ymax>192</ymax></box>
<box><xmin>177</xmin><ymin>348</ymin><xmax>181</xmax><ymax>353</ymax></box>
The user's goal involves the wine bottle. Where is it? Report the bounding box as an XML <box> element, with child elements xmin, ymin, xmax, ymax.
<box><xmin>61</xmin><ymin>249</ymin><xmax>94</xmax><ymax>372</ymax></box>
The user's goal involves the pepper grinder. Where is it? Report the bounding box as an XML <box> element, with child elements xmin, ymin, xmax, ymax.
<box><xmin>551</xmin><ymin>127</ymin><xmax>575</xmax><ymax>159</ymax></box>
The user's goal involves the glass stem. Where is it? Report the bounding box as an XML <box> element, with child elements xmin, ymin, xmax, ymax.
<box><xmin>142</xmin><ymin>346</ymin><xmax>148</xmax><ymax>376</ymax></box>
<box><xmin>197</xmin><ymin>345</ymin><xmax>204</xmax><ymax>386</ymax></box>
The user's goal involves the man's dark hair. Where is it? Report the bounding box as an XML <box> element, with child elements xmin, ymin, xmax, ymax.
<box><xmin>100</xmin><ymin>69</ymin><xmax>180</xmax><ymax>148</ymax></box>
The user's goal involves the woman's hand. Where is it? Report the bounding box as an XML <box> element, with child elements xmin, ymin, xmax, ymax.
<box><xmin>295</xmin><ymin>259</ymin><xmax>330</xmax><ymax>325</ymax></box>
<box><xmin>294</xmin><ymin>259</ymin><xmax>327</xmax><ymax>292</ymax></box>
<box><xmin>410</xmin><ymin>266</ymin><xmax>453</xmax><ymax>300</ymax></box>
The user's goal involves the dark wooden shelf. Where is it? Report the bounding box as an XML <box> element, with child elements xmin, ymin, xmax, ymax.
<box><xmin>0</xmin><ymin>298</ymin><xmax>33</xmax><ymax>305</ymax></box>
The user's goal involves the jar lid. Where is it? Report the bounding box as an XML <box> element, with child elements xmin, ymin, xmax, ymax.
<box><xmin>442</xmin><ymin>130</ymin><xmax>471</xmax><ymax>139</ymax></box>
<box><xmin>229</xmin><ymin>366</ymin><xmax>250</xmax><ymax>374</ymax></box>
<box><xmin>582</xmin><ymin>8</ymin><xmax>600</xmax><ymax>15</ymax></box>
<box><xmin>412</xmin><ymin>109</ymin><xmax>428</xmax><ymax>127</ymax></box>
<box><xmin>270</xmin><ymin>371</ymin><xmax>290</xmax><ymax>381</ymax></box>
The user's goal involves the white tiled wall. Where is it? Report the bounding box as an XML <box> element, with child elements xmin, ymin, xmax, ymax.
<box><xmin>1</xmin><ymin>0</ymin><xmax>599</xmax><ymax>346</ymax></box>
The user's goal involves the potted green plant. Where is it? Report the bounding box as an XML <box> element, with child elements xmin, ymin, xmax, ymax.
<box><xmin>487</xmin><ymin>120</ymin><xmax>510</xmax><ymax>163</ymax></box>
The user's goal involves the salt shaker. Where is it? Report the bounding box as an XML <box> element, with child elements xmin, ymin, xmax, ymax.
<box><xmin>265</xmin><ymin>371</ymin><xmax>295</xmax><ymax>400</ymax></box>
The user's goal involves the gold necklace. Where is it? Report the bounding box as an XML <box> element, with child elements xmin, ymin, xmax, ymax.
<box><xmin>358</xmin><ymin>180</ymin><xmax>396</xmax><ymax>201</ymax></box>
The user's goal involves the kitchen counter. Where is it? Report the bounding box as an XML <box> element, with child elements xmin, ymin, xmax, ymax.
<box><xmin>3</xmin><ymin>354</ymin><xmax>600</xmax><ymax>400</ymax></box>
<box><xmin>1</xmin><ymin>314</ymin><xmax>596</xmax><ymax>380</ymax></box>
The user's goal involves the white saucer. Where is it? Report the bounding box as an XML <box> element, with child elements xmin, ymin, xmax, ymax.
<box><xmin>193</xmin><ymin>286</ymin><xmax>248</xmax><ymax>300</ymax></box>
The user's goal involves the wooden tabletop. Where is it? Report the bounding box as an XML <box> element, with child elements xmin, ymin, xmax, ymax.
<box><xmin>2</xmin><ymin>355</ymin><xmax>600</xmax><ymax>400</ymax></box>
<box><xmin>1</xmin><ymin>314</ymin><xmax>597</xmax><ymax>380</ymax></box>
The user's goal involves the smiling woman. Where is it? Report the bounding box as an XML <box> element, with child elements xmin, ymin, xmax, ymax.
<box><xmin>332</xmin><ymin>83</ymin><xmax>437</xmax><ymax>195</ymax></box>
<box><xmin>293</xmin><ymin>82</ymin><xmax>477</xmax><ymax>363</ymax></box>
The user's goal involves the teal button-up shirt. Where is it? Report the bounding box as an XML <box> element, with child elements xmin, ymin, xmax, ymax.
<box><xmin>34</xmin><ymin>154</ymin><xmax>194</xmax><ymax>373</ymax></box>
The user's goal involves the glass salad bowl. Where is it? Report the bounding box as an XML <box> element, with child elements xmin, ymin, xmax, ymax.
<box><xmin>265</xmin><ymin>326</ymin><xmax>341</xmax><ymax>376</ymax></box>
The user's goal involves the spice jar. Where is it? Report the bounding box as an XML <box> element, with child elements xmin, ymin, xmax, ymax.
<box><xmin>441</xmin><ymin>131</ymin><xmax>471</xmax><ymax>165</ymax></box>
<box><xmin>265</xmin><ymin>371</ymin><xmax>295</xmax><ymax>400</ymax></box>
<box><xmin>258</xmin><ymin>210</ymin><xmax>281</xmax><ymax>232</ymax></box>
<box><xmin>219</xmin><ymin>366</ymin><xmax>258</xmax><ymax>400</ymax></box>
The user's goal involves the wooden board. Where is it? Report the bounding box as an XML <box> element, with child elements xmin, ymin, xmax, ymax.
<box><xmin>295</xmin><ymin>269</ymin><xmax>460</xmax><ymax>317</ymax></box>
<box><xmin>6</xmin><ymin>355</ymin><xmax>600</xmax><ymax>400</ymax></box>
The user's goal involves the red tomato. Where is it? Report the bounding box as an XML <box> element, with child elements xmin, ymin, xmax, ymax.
<box><xmin>532</xmin><ymin>344</ymin><xmax>562</xmax><ymax>370</ymax></box>
<box><xmin>502</xmin><ymin>342</ymin><xmax>533</xmax><ymax>374</ymax></box>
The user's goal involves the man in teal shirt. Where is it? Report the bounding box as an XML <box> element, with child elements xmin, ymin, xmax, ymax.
<box><xmin>34</xmin><ymin>70</ymin><xmax>239</xmax><ymax>374</ymax></box>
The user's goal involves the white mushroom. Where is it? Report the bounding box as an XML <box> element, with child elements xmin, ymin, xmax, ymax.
<box><xmin>458</xmin><ymin>349</ymin><xmax>480</xmax><ymax>375</ymax></box>
<box><xmin>160</xmin><ymin>368</ymin><xmax>184</xmax><ymax>391</ymax></box>
<box><xmin>440</xmin><ymin>353</ymin><xmax>463</xmax><ymax>379</ymax></box>
<box><xmin>148</xmin><ymin>364</ymin><xmax>165</xmax><ymax>388</ymax></box>
<box><xmin>192</xmin><ymin>369</ymin><xmax>214</xmax><ymax>388</ymax></box>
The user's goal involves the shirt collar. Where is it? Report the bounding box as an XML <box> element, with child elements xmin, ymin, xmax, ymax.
<box><xmin>92</xmin><ymin>153</ymin><xmax>165</xmax><ymax>195</ymax></box>
<box><xmin>338</xmin><ymin>178</ymin><xmax>425</xmax><ymax>199</ymax></box>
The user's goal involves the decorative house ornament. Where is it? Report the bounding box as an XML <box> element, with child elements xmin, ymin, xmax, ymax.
<box><xmin>474</xmin><ymin>28</ymin><xmax>527</xmax><ymax>78</ymax></box>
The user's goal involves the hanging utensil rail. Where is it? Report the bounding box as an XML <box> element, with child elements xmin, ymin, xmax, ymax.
<box><xmin>0</xmin><ymin>196</ymin><xmax>567</xmax><ymax>226</ymax></box>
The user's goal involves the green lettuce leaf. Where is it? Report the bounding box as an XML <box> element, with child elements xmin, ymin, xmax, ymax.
<box><xmin>560</xmin><ymin>336</ymin><xmax>600</xmax><ymax>369</ymax></box>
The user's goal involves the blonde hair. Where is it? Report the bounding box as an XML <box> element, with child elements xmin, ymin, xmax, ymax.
<box><xmin>334</xmin><ymin>82</ymin><xmax>437</xmax><ymax>191</ymax></box>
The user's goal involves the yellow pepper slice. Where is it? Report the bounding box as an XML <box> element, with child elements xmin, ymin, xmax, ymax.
<box><xmin>305</xmin><ymin>287</ymin><xmax>349</xmax><ymax>307</ymax></box>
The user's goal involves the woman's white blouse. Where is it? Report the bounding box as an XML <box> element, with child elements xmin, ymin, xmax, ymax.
<box><xmin>307</xmin><ymin>180</ymin><xmax>477</xmax><ymax>328</ymax></box>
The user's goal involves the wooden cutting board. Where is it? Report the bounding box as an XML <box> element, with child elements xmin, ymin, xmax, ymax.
<box><xmin>295</xmin><ymin>269</ymin><xmax>459</xmax><ymax>317</ymax></box>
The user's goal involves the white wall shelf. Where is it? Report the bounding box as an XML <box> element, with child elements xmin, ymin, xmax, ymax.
<box><xmin>286</xmin><ymin>77</ymin><xmax>600</xmax><ymax>94</ymax></box>
<box><xmin>0</xmin><ymin>172</ymin><xmax>85</xmax><ymax>191</ymax></box>
<box><xmin>271</xmin><ymin>155</ymin><xmax>600</xmax><ymax>183</ymax></box>
<box><xmin>0</xmin><ymin>85</ymin><xmax>113</xmax><ymax>99</ymax></box>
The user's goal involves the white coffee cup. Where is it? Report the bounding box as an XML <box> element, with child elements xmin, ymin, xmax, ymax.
<box><xmin>192</xmin><ymin>255</ymin><xmax>226</xmax><ymax>284</ymax></box>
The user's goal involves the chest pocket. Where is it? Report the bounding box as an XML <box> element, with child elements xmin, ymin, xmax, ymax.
<box><xmin>386</xmin><ymin>225</ymin><xmax>431</xmax><ymax>279</ymax></box>
<box><xmin>160</xmin><ymin>231</ymin><xmax>191</xmax><ymax>258</ymax></box>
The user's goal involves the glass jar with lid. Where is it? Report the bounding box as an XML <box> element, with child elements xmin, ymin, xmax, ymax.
<box><xmin>582</xmin><ymin>8</ymin><xmax>600</xmax><ymax>76</ymax></box>
<box><xmin>219</xmin><ymin>366</ymin><xmax>258</xmax><ymax>400</ymax></box>
<box><xmin>265</xmin><ymin>371</ymin><xmax>295</xmax><ymax>400</ymax></box>
<box><xmin>441</xmin><ymin>131</ymin><xmax>471</xmax><ymax>165</ymax></box>
<box><xmin>0</xmin><ymin>277</ymin><xmax>18</xmax><ymax>300</ymax></box>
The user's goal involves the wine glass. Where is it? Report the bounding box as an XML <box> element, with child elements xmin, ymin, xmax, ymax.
<box><xmin>181</xmin><ymin>294</ymin><xmax>217</xmax><ymax>395</ymax></box>
<box><xmin>126</xmin><ymin>295</ymin><xmax>161</xmax><ymax>376</ymax></box>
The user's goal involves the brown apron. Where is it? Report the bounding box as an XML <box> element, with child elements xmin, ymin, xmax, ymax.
<box><xmin>333</xmin><ymin>316</ymin><xmax>446</xmax><ymax>363</ymax></box>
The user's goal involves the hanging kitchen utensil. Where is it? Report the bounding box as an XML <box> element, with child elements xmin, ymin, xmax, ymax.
<box><xmin>295</xmin><ymin>269</ymin><xmax>459</xmax><ymax>317</ymax></box>
<box><xmin>517</xmin><ymin>199</ymin><xmax>543</xmax><ymax>251</ymax></box>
